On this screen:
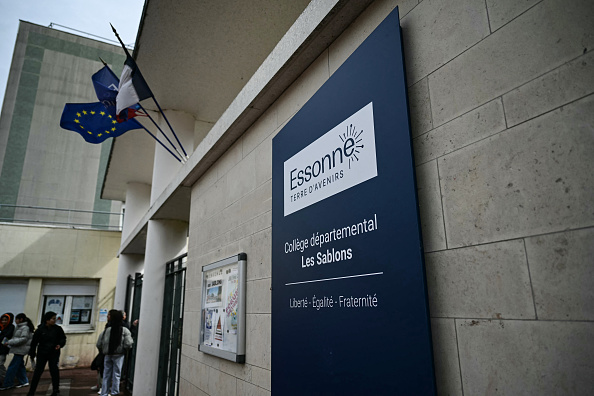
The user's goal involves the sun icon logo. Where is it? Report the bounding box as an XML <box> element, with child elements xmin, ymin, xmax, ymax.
<box><xmin>339</xmin><ymin>123</ymin><xmax>365</xmax><ymax>169</ymax></box>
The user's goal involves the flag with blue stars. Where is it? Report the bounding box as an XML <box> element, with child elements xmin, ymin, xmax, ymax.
<box><xmin>59</xmin><ymin>102</ymin><xmax>142</xmax><ymax>144</ymax></box>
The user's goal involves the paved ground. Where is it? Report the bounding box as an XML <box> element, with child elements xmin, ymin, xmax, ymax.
<box><xmin>0</xmin><ymin>367</ymin><xmax>129</xmax><ymax>396</ymax></box>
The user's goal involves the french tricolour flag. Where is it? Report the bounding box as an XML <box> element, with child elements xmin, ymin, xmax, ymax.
<box><xmin>116</xmin><ymin>55</ymin><xmax>153</xmax><ymax>115</ymax></box>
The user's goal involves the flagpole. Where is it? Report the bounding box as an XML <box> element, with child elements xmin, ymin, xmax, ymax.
<box><xmin>138</xmin><ymin>104</ymin><xmax>186</xmax><ymax>163</ymax></box>
<box><xmin>151</xmin><ymin>98</ymin><xmax>188</xmax><ymax>157</ymax></box>
<box><xmin>110</xmin><ymin>24</ymin><xmax>134</xmax><ymax>58</ymax></box>
<box><xmin>99</xmin><ymin>56</ymin><xmax>185</xmax><ymax>163</ymax></box>
<box><xmin>98</xmin><ymin>57</ymin><xmax>118</xmax><ymax>79</ymax></box>
<box><xmin>110</xmin><ymin>24</ymin><xmax>189</xmax><ymax>159</ymax></box>
<box><xmin>140</xmin><ymin>125</ymin><xmax>182</xmax><ymax>163</ymax></box>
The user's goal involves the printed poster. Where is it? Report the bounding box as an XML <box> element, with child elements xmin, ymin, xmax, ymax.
<box><xmin>225</xmin><ymin>268</ymin><xmax>239</xmax><ymax>334</ymax></box>
<box><xmin>214</xmin><ymin>315</ymin><xmax>224</xmax><ymax>343</ymax></box>
<box><xmin>81</xmin><ymin>310</ymin><xmax>90</xmax><ymax>323</ymax></box>
<box><xmin>45</xmin><ymin>296</ymin><xmax>64</xmax><ymax>315</ymax></box>
<box><xmin>99</xmin><ymin>309</ymin><xmax>108</xmax><ymax>322</ymax></box>
<box><xmin>72</xmin><ymin>296</ymin><xmax>93</xmax><ymax>309</ymax></box>
<box><xmin>204</xmin><ymin>309</ymin><xmax>215</xmax><ymax>346</ymax></box>
<box><xmin>206</xmin><ymin>279</ymin><xmax>223</xmax><ymax>308</ymax></box>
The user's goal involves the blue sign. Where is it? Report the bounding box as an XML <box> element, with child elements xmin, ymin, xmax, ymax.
<box><xmin>272</xmin><ymin>7</ymin><xmax>436</xmax><ymax>395</ymax></box>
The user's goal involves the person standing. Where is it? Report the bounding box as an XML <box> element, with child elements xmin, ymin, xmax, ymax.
<box><xmin>0</xmin><ymin>313</ymin><xmax>34</xmax><ymax>390</ymax></box>
<box><xmin>27</xmin><ymin>312</ymin><xmax>66</xmax><ymax>396</ymax></box>
<box><xmin>0</xmin><ymin>313</ymin><xmax>15</xmax><ymax>382</ymax></box>
<box><xmin>120</xmin><ymin>311</ymin><xmax>130</xmax><ymax>330</ymax></box>
<box><xmin>96</xmin><ymin>310</ymin><xmax>133</xmax><ymax>396</ymax></box>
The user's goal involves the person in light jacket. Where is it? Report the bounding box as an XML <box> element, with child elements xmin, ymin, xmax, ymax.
<box><xmin>0</xmin><ymin>313</ymin><xmax>34</xmax><ymax>390</ymax></box>
<box><xmin>96</xmin><ymin>310</ymin><xmax>133</xmax><ymax>396</ymax></box>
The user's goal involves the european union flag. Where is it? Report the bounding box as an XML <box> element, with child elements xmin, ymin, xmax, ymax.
<box><xmin>91</xmin><ymin>66</ymin><xmax>120</xmax><ymax>107</ymax></box>
<box><xmin>59</xmin><ymin>102</ymin><xmax>142</xmax><ymax>144</ymax></box>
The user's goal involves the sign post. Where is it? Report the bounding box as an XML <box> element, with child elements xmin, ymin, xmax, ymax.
<box><xmin>272</xmin><ymin>7</ymin><xmax>436</xmax><ymax>395</ymax></box>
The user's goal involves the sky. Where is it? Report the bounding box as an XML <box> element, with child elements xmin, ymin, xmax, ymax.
<box><xmin>0</xmin><ymin>0</ymin><xmax>146</xmax><ymax>110</ymax></box>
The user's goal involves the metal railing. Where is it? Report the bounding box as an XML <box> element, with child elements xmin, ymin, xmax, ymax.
<box><xmin>48</xmin><ymin>23</ymin><xmax>135</xmax><ymax>49</ymax></box>
<box><xmin>0</xmin><ymin>204</ymin><xmax>123</xmax><ymax>231</ymax></box>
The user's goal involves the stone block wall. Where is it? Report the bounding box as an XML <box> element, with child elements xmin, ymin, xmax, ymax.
<box><xmin>182</xmin><ymin>0</ymin><xmax>594</xmax><ymax>394</ymax></box>
<box><xmin>408</xmin><ymin>0</ymin><xmax>594</xmax><ymax>394</ymax></box>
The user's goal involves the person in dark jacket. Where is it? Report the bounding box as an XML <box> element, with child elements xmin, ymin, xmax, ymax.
<box><xmin>121</xmin><ymin>311</ymin><xmax>130</xmax><ymax>330</ymax></box>
<box><xmin>27</xmin><ymin>312</ymin><xmax>66</xmax><ymax>396</ymax></box>
<box><xmin>0</xmin><ymin>313</ymin><xmax>34</xmax><ymax>390</ymax></box>
<box><xmin>0</xmin><ymin>313</ymin><xmax>15</xmax><ymax>381</ymax></box>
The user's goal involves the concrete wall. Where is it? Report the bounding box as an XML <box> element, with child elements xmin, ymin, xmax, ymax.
<box><xmin>182</xmin><ymin>0</ymin><xmax>594</xmax><ymax>394</ymax></box>
<box><xmin>0</xmin><ymin>22</ymin><xmax>124</xmax><ymax>228</ymax></box>
<box><xmin>0</xmin><ymin>224</ymin><xmax>121</xmax><ymax>368</ymax></box>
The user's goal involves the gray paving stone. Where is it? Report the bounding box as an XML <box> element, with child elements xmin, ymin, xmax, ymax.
<box><xmin>179</xmin><ymin>378</ymin><xmax>209</xmax><ymax>396</ymax></box>
<box><xmin>426</xmin><ymin>240</ymin><xmax>534</xmax><ymax>319</ymax></box>
<box><xmin>416</xmin><ymin>160</ymin><xmax>446</xmax><ymax>252</ymax></box>
<box><xmin>247</xmin><ymin>227</ymin><xmax>272</xmax><ymax>281</ymax></box>
<box><xmin>525</xmin><ymin>228</ymin><xmax>594</xmax><ymax>321</ymax></box>
<box><xmin>457</xmin><ymin>319</ymin><xmax>594</xmax><ymax>395</ymax></box>
<box><xmin>503</xmin><ymin>50</ymin><xmax>594</xmax><ymax>127</ymax></box>
<box><xmin>246</xmin><ymin>313</ymin><xmax>271</xmax><ymax>370</ymax></box>
<box><xmin>401</xmin><ymin>0</ymin><xmax>489</xmax><ymax>84</ymax></box>
<box><xmin>486</xmin><ymin>0</ymin><xmax>541</xmax><ymax>32</ymax></box>
<box><xmin>226</xmin><ymin>149</ymin><xmax>257</xmax><ymax>207</ymax></box>
<box><xmin>328</xmin><ymin>0</ymin><xmax>419</xmax><ymax>76</ymax></box>
<box><xmin>439</xmin><ymin>95</ymin><xmax>594</xmax><ymax>248</ymax></box>
<box><xmin>276</xmin><ymin>50</ymin><xmax>329</xmax><ymax>126</ymax></box>
<box><xmin>237</xmin><ymin>379</ymin><xmax>270</xmax><ymax>396</ymax></box>
<box><xmin>251</xmin><ymin>365</ymin><xmax>271</xmax><ymax>391</ymax></box>
<box><xmin>413</xmin><ymin>98</ymin><xmax>505</xmax><ymax>164</ymax></box>
<box><xmin>219</xmin><ymin>359</ymin><xmax>252</xmax><ymax>384</ymax></box>
<box><xmin>429</xmin><ymin>0</ymin><xmax>594</xmax><ymax>126</ymax></box>
<box><xmin>207</xmin><ymin>365</ymin><xmax>238</xmax><ymax>396</ymax></box>
<box><xmin>430</xmin><ymin>318</ymin><xmax>463</xmax><ymax>396</ymax></box>
<box><xmin>408</xmin><ymin>77</ymin><xmax>433</xmax><ymax>138</ymax></box>
<box><xmin>246</xmin><ymin>278</ymin><xmax>271</xmax><ymax>314</ymax></box>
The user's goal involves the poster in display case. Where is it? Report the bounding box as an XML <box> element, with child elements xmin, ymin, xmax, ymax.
<box><xmin>199</xmin><ymin>253</ymin><xmax>246</xmax><ymax>363</ymax></box>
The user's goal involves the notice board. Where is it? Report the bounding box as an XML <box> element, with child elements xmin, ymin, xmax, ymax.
<box><xmin>271</xmin><ymin>7</ymin><xmax>436</xmax><ymax>395</ymax></box>
<box><xmin>199</xmin><ymin>253</ymin><xmax>247</xmax><ymax>363</ymax></box>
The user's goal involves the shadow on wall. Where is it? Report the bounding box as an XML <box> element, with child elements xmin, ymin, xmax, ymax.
<box><xmin>0</xmin><ymin>225</ymin><xmax>120</xmax><ymax>278</ymax></box>
<box><xmin>0</xmin><ymin>225</ymin><xmax>121</xmax><ymax>368</ymax></box>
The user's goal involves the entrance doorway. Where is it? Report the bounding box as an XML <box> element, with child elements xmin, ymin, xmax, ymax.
<box><xmin>156</xmin><ymin>254</ymin><xmax>187</xmax><ymax>396</ymax></box>
<box><xmin>125</xmin><ymin>272</ymin><xmax>143</xmax><ymax>392</ymax></box>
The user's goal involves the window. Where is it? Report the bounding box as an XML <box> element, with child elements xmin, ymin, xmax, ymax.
<box><xmin>70</xmin><ymin>296</ymin><xmax>94</xmax><ymax>324</ymax></box>
<box><xmin>41</xmin><ymin>281</ymin><xmax>98</xmax><ymax>332</ymax></box>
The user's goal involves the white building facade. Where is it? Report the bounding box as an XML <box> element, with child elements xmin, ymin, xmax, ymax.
<box><xmin>103</xmin><ymin>0</ymin><xmax>594</xmax><ymax>394</ymax></box>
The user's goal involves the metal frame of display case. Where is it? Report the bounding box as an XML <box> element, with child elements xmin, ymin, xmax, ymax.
<box><xmin>199</xmin><ymin>253</ymin><xmax>247</xmax><ymax>363</ymax></box>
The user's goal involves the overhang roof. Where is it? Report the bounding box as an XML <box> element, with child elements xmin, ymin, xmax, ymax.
<box><xmin>104</xmin><ymin>0</ymin><xmax>375</xmax><ymax>255</ymax></box>
<box><xmin>102</xmin><ymin>128</ymin><xmax>155</xmax><ymax>201</ymax></box>
<box><xmin>134</xmin><ymin>0</ymin><xmax>313</xmax><ymax>123</ymax></box>
<box><xmin>103</xmin><ymin>0</ymin><xmax>310</xmax><ymax>202</ymax></box>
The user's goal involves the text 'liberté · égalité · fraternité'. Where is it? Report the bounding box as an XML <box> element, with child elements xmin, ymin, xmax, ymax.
<box><xmin>290</xmin><ymin>294</ymin><xmax>379</xmax><ymax>310</ymax></box>
<box><xmin>283</xmin><ymin>214</ymin><xmax>378</xmax><ymax>268</ymax></box>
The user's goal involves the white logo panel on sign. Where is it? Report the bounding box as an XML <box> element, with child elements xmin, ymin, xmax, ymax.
<box><xmin>284</xmin><ymin>102</ymin><xmax>378</xmax><ymax>216</ymax></box>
